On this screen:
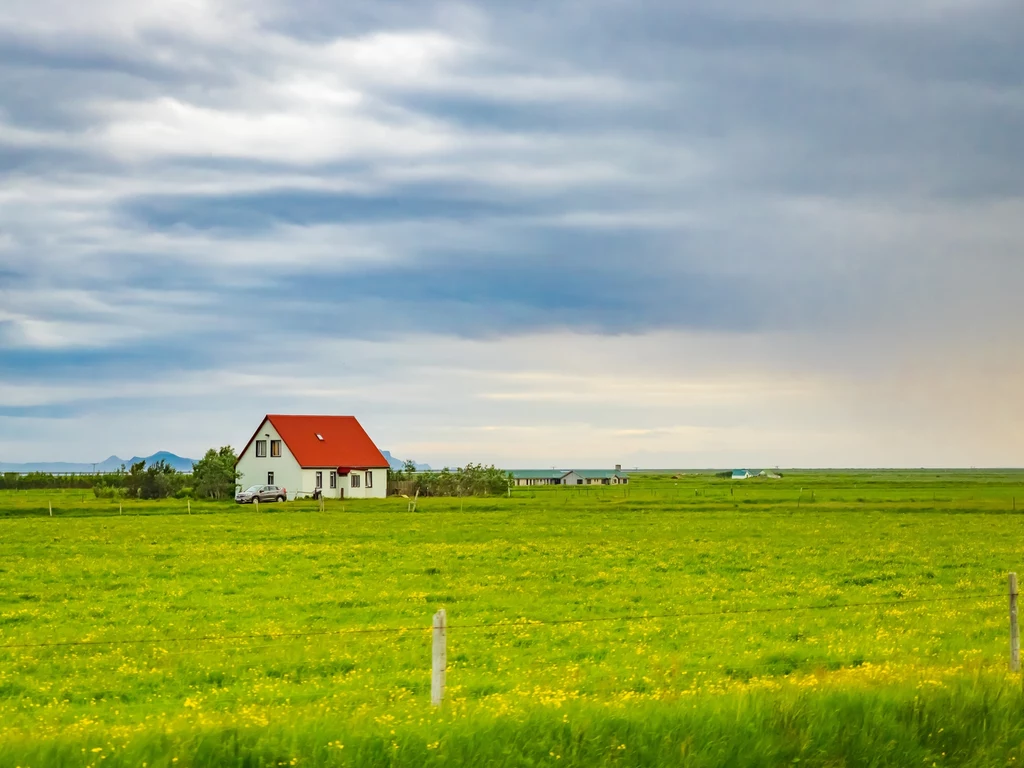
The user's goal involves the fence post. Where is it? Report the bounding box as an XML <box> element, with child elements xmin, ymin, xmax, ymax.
<box><xmin>432</xmin><ymin>609</ymin><xmax>447</xmax><ymax>706</ymax></box>
<box><xmin>49</xmin><ymin>501</ymin><xmax>52</xmax><ymax>517</ymax></box>
<box><xmin>1011</xmin><ymin>573</ymin><xmax>1020</xmax><ymax>672</ymax></box>
<box><xmin>188</xmin><ymin>499</ymin><xmax>191</xmax><ymax>515</ymax></box>
<box><xmin>254</xmin><ymin>497</ymin><xmax>259</xmax><ymax>513</ymax></box>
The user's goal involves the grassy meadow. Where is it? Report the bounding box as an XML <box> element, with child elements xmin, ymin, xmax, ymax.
<box><xmin>2</xmin><ymin>471</ymin><xmax>1024</xmax><ymax>766</ymax></box>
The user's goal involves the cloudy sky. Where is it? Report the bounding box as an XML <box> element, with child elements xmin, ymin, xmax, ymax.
<box><xmin>1</xmin><ymin>0</ymin><xmax>1022</xmax><ymax>468</ymax></box>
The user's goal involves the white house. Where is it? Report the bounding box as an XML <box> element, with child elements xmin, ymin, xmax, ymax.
<box><xmin>510</xmin><ymin>469</ymin><xmax>629</xmax><ymax>487</ymax></box>
<box><xmin>236</xmin><ymin>414</ymin><xmax>389</xmax><ymax>500</ymax></box>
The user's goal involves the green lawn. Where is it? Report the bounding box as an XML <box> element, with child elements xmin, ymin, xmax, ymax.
<box><xmin>2</xmin><ymin>471</ymin><xmax>1024</xmax><ymax>766</ymax></box>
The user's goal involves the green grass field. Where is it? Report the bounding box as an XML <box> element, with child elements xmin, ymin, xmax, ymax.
<box><xmin>2</xmin><ymin>471</ymin><xmax>1024</xmax><ymax>767</ymax></box>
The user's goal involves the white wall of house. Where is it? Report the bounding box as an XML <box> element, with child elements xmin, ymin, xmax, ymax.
<box><xmin>303</xmin><ymin>468</ymin><xmax>334</xmax><ymax>499</ymax></box>
<box><xmin>353</xmin><ymin>468</ymin><xmax>387</xmax><ymax>499</ymax></box>
<box><xmin>236</xmin><ymin>418</ymin><xmax>304</xmax><ymax>499</ymax></box>
<box><xmin>301</xmin><ymin>467</ymin><xmax>387</xmax><ymax>499</ymax></box>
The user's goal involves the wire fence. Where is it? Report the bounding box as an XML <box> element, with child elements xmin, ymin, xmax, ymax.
<box><xmin>0</xmin><ymin>591</ymin><xmax>1003</xmax><ymax>652</ymax></box>
<box><xmin>1</xmin><ymin>588</ymin><xmax>1010</xmax><ymax>712</ymax></box>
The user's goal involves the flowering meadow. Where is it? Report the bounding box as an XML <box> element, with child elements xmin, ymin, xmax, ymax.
<box><xmin>1</xmin><ymin>471</ymin><xmax>1024</xmax><ymax>766</ymax></box>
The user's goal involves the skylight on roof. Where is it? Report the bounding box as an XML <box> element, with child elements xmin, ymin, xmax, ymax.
<box><xmin>315</xmin><ymin>433</ymin><xmax>324</xmax><ymax>441</ymax></box>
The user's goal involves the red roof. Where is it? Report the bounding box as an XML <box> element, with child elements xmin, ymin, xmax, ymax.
<box><xmin>238</xmin><ymin>415</ymin><xmax>390</xmax><ymax>469</ymax></box>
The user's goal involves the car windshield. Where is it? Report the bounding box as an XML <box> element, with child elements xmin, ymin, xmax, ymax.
<box><xmin>244</xmin><ymin>486</ymin><xmax>261</xmax><ymax>493</ymax></box>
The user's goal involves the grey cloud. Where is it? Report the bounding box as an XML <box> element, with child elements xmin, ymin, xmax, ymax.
<box><xmin>1</xmin><ymin>0</ymin><xmax>1023</xmax><ymax>465</ymax></box>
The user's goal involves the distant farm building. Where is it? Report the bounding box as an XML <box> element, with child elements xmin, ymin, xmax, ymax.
<box><xmin>731</xmin><ymin>469</ymin><xmax>754</xmax><ymax>480</ymax></box>
<box><xmin>512</xmin><ymin>469</ymin><xmax>629</xmax><ymax>487</ymax></box>
<box><xmin>576</xmin><ymin>470</ymin><xmax>630</xmax><ymax>485</ymax></box>
<box><xmin>512</xmin><ymin>470</ymin><xmax>579</xmax><ymax>487</ymax></box>
<box><xmin>236</xmin><ymin>414</ymin><xmax>389</xmax><ymax>500</ymax></box>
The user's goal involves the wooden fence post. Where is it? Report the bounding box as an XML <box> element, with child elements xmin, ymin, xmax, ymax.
<box><xmin>432</xmin><ymin>609</ymin><xmax>447</xmax><ymax>706</ymax></box>
<box><xmin>1011</xmin><ymin>573</ymin><xmax>1020</xmax><ymax>672</ymax></box>
<box><xmin>187</xmin><ymin>499</ymin><xmax>191</xmax><ymax>515</ymax></box>
<box><xmin>254</xmin><ymin>497</ymin><xmax>259</xmax><ymax>513</ymax></box>
<box><xmin>48</xmin><ymin>501</ymin><xmax>52</xmax><ymax>517</ymax></box>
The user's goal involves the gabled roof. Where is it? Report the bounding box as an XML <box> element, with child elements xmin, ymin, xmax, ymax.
<box><xmin>238</xmin><ymin>415</ymin><xmax>389</xmax><ymax>469</ymax></box>
<box><xmin>511</xmin><ymin>469</ymin><xmax>574</xmax><ymax>479</ymax></box>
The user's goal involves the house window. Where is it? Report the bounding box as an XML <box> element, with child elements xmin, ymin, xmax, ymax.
<box><xmin>351</xmin><ymin>474</ymin><xmax>360</xmax><ymax>489</ymax></box>
<box><xmin>366</xmin><ymin>471</ymin><xmax>372</xmax><ymax>489</ymax></box>
<box><xmin>267</xmin><ymin>471</ymin><xmax>274</xmax><ymax>485</ymax></box>
<box><xmin>255</xmin><ymin>440</ymin><xmax>267</xmax><ymax>458</ymax></box>
<box><xmin>330</xmin><ymin>471</ymin><xmax>337</xmax><ymax>489</ymax></box>
<box><xmin>270</xmin><ymin>440</ymin><xmax>282</xmax><ymax>457</ymax></box>
<box><xmin>315</xmin><ymin>471</ymin><xmax>322</xmax><ymax>489</ymax></box>
<box><xmin>577</xmin><ymin>479</ymin><xmax>583</xmax><ymax>485</ymax></box>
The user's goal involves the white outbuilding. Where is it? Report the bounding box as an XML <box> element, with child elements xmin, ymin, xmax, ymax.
<box><xmin>235</xmin><ymin>414</ymin><xmax>389</xmax><ymax>500</ymax></box>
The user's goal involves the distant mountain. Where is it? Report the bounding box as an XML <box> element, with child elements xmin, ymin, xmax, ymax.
<box><xmin>3</xmin><ymin>450</ymin><xmax>426</xmax><ymax>474</ymax></box>
<box><xmin>0</xmin><ymin>452</ymin><xmax>198</xmax><ymax>474</ymax></box>
<box><xmin>380</xmin><ymin>450</ymin><xmax>431</xmax><ymax>472</ymax></box>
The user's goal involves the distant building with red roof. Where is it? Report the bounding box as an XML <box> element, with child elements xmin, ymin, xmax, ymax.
<box><xmin>236</xmin><ymin>415</ymin><xmax>389</xmax><ymax>500</ymax></box>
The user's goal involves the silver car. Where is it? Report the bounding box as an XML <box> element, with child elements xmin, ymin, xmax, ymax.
<box><xmin>235</xmin><ymin>484</ymin><xmax>287</xmax><ymax>503</ymax></box>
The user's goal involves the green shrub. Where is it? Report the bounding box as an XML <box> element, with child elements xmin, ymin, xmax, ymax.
<box><xmin>412</xmin><ymin>463</ymin><xmax>512</xmax><ymax>497</ymax></box>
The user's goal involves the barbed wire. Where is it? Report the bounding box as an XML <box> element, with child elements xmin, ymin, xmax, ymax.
<box><xmin>446</xmin><ymin>592</ymin><xmax>1001</xmax><ymax>631</ymax></box>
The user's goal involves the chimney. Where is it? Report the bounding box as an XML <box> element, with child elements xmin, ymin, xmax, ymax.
<box><xmin>615</xmin><ymin>464</ymin><xmax>621</xmax><ymax>471</ymax></box>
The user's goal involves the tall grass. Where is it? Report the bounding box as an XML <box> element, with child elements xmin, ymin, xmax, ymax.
<box><xmin>3</xmin><ymin>674</ymin><xmax>1022</xmax><ymax>767</ymax></box>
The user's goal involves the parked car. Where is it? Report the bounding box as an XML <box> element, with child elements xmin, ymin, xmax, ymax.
<box><xmin>235</xmin><ymin>485</ymin><xmax>287</xmax><ymax>503</ymax></box>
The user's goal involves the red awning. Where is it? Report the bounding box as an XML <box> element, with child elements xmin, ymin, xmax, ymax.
<box><xmin>336</xmin><ymin>467</ymin><xmax>352</xmax><ymax>475</ymax></box>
